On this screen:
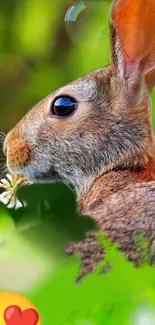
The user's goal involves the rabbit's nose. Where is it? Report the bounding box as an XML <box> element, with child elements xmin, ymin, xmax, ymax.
<box><xmin>3</xmin><ymin>127</ymin><xmax>31</xmax><ymax>173</ymax></box>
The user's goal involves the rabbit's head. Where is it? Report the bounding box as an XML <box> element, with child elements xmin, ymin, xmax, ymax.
<box><xmin>4</xmin><ymin>0</ymin><xmax>155</xmax><ymax>195</ymax></box>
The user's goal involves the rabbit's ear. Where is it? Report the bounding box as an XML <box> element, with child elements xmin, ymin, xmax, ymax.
<box><xmin>111</xmin><ymin>0</ymin><xmax>155</xmax><ymax>90</ymax></box>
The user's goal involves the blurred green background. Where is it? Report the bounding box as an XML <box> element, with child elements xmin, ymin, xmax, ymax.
<box><xmin>1</xmin><ymin>0</ymin><xmax>155</xmax><ymax>324</ymax></box>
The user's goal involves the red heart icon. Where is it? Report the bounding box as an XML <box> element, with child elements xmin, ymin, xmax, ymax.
<box><xmin>3</xmin><ymin>305</ymin><xmax>39</xmax><ymax>325</ymax></box>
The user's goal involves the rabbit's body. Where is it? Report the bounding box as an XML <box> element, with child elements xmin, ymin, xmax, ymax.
<box><xmin>3</xmin><ymin>0</ymin><xmax>155</xmax><ymax>275</ymax></box>
<box><xmin>67</xmin><ymin>170</ymin><xmax>155</xmax><ymax>280</ymax></box>
<box><xmin>79</xmin><ymin>169</ymin><xmax>155</xmax><ymax>253</ymax></box>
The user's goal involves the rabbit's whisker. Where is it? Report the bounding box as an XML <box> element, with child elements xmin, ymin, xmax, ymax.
<box><xmin>0</xmin><ymin>130</ymin><xmax>6</xmax><ymax>137</ymax></box>
<box><xmin>0</xmin><ymin>164</ymin><xmax>8</xmax><ymax>177</ymax></box>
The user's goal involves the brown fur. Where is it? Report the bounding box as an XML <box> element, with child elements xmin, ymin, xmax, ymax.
<box><xmin>4</xmin><ymin>125</ymin><xmax>31</xmax><ymax>172</ymax></box>
<box><xmin>3</xmin><ymin>0</ymin><xmax>155</xmax><ymax>276</ymax></box>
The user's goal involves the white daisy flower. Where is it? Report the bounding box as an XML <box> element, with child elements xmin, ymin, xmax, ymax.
<box><xmin>0</xmin><ymin>173</ymin><xmax>32</xmax><ymax>210</ymax></box>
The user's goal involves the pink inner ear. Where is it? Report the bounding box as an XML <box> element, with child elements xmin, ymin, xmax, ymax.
<box><xmin>125</xmin><ymin>58</ymin><xmax>136</xmax><ymax>79</ymax></box>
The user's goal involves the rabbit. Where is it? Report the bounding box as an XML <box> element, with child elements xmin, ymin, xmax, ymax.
<box><xmin>3</xmin><ymin>0</ymin><xmax>155</xmax><ymax>278</ymax></box>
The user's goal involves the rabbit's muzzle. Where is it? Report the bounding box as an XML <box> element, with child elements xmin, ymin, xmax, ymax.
<box><xmin>3</xmin><ymin>126</ymin><xmax>31</xmax><ymax>175</ymax></box>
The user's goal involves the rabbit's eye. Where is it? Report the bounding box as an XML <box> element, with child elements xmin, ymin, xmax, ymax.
<box><xmin>52</xmin><ymin>96</ymin><xmax>77</xmax><ymax>117</ymax></box>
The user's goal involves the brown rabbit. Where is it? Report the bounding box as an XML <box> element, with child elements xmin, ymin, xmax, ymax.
<box><xmin>3</xmin><ymin>0</ymin><xmax>155</xmax><ymax>279</ymax></box>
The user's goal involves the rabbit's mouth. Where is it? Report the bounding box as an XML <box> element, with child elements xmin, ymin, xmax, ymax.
<box><xmin>20</xmin><ymin>164</ymin><xmax>61</xmax><ymax>184</ymax></box>
<box><xmin>5</xmin><ymin>156</ymin><xmax>61</xmax><ymax>184</ymax></box>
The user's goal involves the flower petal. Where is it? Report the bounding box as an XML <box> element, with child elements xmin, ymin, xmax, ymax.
<box><xmin>0</xmin><ymin>179</ymin><xmax>10</xmax><ymax>186</ymax></box>
<box><xmin>0</xmin><ymin>184</ymin><xmax>6</xmax><ymax>189</ymax></box>
<box><xmin>16</xmin><ymin>177</ymin><xmax>32</xmax><ymax>187</ymax></box>
<box><xmin>7</xmin><ymin>197</ymin><xmax>16</xmax><ymax>209</ymax></box>
<box><xmin>0</xmin><ymin>191</ymin><xmax>10</xmax><ymax>205</ymax></box>
<box><xmin>10</xmin><ymin>173</ymin><xmax>18</xmax><ymax>183</ymax></box>
<box><xmin>14</xmin><ymin>199</ymin><xmax>23</xmax><ymax>210</ymax></box>
<box><xmin>6</xmin><ymin>174</ymin><xmax>12</xmax><ymax>182</ymax></box>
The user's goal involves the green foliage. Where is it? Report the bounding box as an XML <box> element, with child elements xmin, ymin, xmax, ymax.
<box><xmin>133</xmin><ymin>232</ymin><xmax>150</xmax><ymax>266</ymax></box>
<box><xmin>1</xmin><ymin>184</ymin><xmax>155</xmax><ymax>325</ymax></box>
<box><xmin>29</xmin><ymin>231</ymin><xmax>155</xmax><ymax>325</ymax></box>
